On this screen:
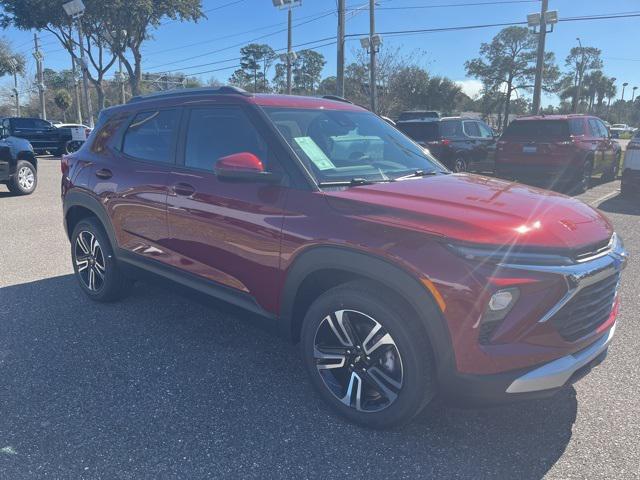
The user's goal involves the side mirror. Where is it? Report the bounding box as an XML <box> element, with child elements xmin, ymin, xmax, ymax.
<box><xmin>215</xmin><ymin>152</ymin><xmax>281</xmax><ymax>183</ymax></box>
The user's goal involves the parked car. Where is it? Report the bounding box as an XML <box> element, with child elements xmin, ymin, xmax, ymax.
<box><xmin>0</xmin><ymin>126</ymin><xmax>38</xmax><ymax>195</ymax></box>
<box><xmin>495</xmin><ymin>115</ymin><xmax>621</xmax><ymax>193</ymax></box>
<box><xmin>55</xmin><ymin>123</ymin><xmax>92</xmax><ymax>153</ymax></box>
<box><xmin>610</xmin><ymin>123</ymin><xmax>637</xmax><ymax>138</ymax></box>
<box><xmin>61</xmin><ymin>87</ymin><xmax>627</xmax><ymax>428</ymax></box>
<box><xmin>621</xmin><ymin>131</ymin><xmax>640</xmax><ymax>197</ymax></box>
<box><xmin>397</xmin><ymin>110</ymin><xmax>440</xmax><ymax>121</ymax></box>
<box><xmin>1</xmin><ymin>117</ymin><xmax>74</xmax><ymax>156</ymax></box>
<box><xmin>396</xmin><ymin>117</ymin><xmax>497</xmax><ymax>172</ymax></box>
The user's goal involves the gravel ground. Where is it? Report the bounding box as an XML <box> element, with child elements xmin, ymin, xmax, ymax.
<box><xmin>0</xmin><ymin>159</ymin><xmax>638</xmax><ymax>480</ymax></box>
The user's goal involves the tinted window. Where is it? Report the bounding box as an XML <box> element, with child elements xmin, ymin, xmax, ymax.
<box><xmin>502</xmin><ymin>120</ymin><xmax>570</xmax><ymax>140</ymax></box>
<box><xmin>122</xmin><ymin>110</ymin><xmax>180</xmax><ymax>163</ymax></box>
<box><xmin>440</xmin><ymin>120</ymin><xmax>463</xmax><ymax>137</ymax></box>
<box><xmin>569</xmin><ymin>119</ymin><xmax>584</xmax><ymax>136</ymax></box>
<box><xmin>478</xmin><ymin>122</ymin><xmax>494</xmax><ymax>139</ymax></box>
<box><xmin>596</xmin><ymin>120</ymin><xmax>610</xmax><ymax>138</ymax></box>
<box><xmin>11</xmin><ymin>118</ymin><xmax>51</xmax><ymax>129</ymax></box>
<box><xmin>463</xmin><ymin>121</ymin><xmax>481</xmax><ymax>137</ymax></box>
<box><xmin>184</xmin><ymin>107</ymin><xmax>269</xmax><ymax>172</ymax></box>
<box><xmin>396</xmin><ymin>122</ymin><xmax>440</xmax><ymax>141</ymax></box>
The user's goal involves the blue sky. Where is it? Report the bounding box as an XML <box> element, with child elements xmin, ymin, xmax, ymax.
<box><xmin>3</xmin><ymin>0</ymin><xmax>640</xmax><ymax>106</ymax></box>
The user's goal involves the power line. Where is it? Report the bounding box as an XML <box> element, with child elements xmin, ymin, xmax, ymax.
<box><xmin>159</xmin><ymin>0</ymin><xmax>248</xmax><ymax>25</ymax></box>
<box><xmin>354</xmin><ymin>0</ymin><xmax>540</xmax><ymax>11</ymax></box>
<box><xmin>146</xmin><ymin>10</ymin><xmax>335</xmax><ymax>71</ymax></box>
<box><xmin>143</xmin><ymin>7</ymin><xmax>336</xmax><ymax>57</ymax></box>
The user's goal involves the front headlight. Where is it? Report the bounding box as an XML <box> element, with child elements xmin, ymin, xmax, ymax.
<box><xmin>447</xmin><ymin>243</ymin><xmax>574</xmax><ymax>266</ymax></box>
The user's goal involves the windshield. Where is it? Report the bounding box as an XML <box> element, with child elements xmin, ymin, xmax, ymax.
<box><xmin>264</xmin><ymin>107</ymin><xmax>446</xmax><ymax>185</ymax></box>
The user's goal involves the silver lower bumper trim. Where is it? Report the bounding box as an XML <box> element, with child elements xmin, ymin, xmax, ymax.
<box><xmin>506</xmin><ymin>324</ymin><xmax>616</xmax><ymax>394</ymax></box>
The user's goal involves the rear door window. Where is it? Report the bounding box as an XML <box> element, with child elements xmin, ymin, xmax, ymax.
<box><xmin>396</xmin><ymin>122</ymin><xmax>440</xmax><ymax>142</ymax></box>
<box><xmin>463</xmin><ymin>121</ymin><xmax>481</xmax><ymax>138</ymax></box>
<box><xmin>440</xmin><ymin>120</ymin><xmax>463</xmax><ymax>138</ymax></box>
<box><xmin>502</xmin><ymin>120</ymin><xmax>570</xmax><ymax>140</ymax></box>
<box><xmin>122</xmin><ymin>109</ymin><xmax>180</xmax><ymax>163</ymax></box>
<box><xmin>478</xmin><ymin>122</ymin><xmax>494</xmax><ymax>139</ymax></box>
<box><xmin>569</xmin><ymin>119</ymin><xmax>585</xmax><ymax>136</ymax></box>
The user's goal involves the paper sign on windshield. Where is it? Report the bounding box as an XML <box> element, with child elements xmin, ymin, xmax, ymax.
<box><xmin>294</xmin><ymin>137</ymin><xmax>336</xmax><ymax>170</ymax></box>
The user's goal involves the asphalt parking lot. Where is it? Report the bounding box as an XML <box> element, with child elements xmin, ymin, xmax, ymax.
<box><xmin>1</xmin><ymin>158</ymin><xmax>638</xmax><ymax>480</ymax></box>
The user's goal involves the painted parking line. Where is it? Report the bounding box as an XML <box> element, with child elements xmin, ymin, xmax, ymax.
<box><xmin>590</xmin><ymin>189</ymin><xmax>620</xmax><ymax>206</ymax></box>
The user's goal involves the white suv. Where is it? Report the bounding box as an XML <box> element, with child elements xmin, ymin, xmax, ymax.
<box><xmin>621</xmin><ymin>132</ymin><xmax>640</xmax><ymax>197</ymax></box>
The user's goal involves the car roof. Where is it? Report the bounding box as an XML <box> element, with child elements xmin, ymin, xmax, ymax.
<box><xmin>512</xmin><ymin>114</ymin><xmax>592</xmax><ymax>121</ymax></box>
<box><xmin>396</xmin><ymin>116</ymin><xmax>475</xmax><ymax>124</ymax></box>
<box><xmin>110</xmin><ymin>87</ymin><xmax>367</xmax><ymax>113</ymax></box>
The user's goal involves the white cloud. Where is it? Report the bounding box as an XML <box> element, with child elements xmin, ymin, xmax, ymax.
<box><xmin>455</xmin><ymin>80</ymin><xmax>483</xmax><ymax>98</ymax></box>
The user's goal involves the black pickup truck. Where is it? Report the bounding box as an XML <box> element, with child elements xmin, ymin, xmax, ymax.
<box><xmin>1</xmin><ymin>117</ymin><xmax>73</xmax><ymax>156</ymax></box>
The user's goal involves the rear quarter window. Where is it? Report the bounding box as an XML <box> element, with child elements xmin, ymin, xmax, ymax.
<box><xmin>569</xmin><ymin>119</ymin><xmax>584</xmax><ymax>136</ymax></box>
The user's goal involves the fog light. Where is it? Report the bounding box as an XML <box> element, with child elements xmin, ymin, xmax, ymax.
<box><xmin>482</xmin><ymin>287</ymin><xmax>520</xmax><ymax>325</ymax></box>
<box><xmin>489</xmin><ymin>290</ymin><xmax>515</xmax><ymax>311</ymax></box>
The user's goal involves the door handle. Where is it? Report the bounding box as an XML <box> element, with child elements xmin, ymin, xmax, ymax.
<box><xmin>95</xmin><ymin>168</ymin><xmax>112</xmax><ymax>179</ymax></box>
<box><xmin>173</xmin><ymin>182</ymin><xmax>196</xmax><ymax>197</ymax></box>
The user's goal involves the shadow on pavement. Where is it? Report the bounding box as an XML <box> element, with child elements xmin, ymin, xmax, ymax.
<box><xmin>598</xmin><ymin>194</ymin><xmax>640</xmax><ymax>216</ymax></box>
<box><xmin>0</xmin><ymin>274</ymin><xmax>577</xmax><ymax>479</ymax></box>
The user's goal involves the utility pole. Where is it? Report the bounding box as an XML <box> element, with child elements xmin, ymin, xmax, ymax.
<box><xmin>71</xmin><ymin>57</ymin><xmax>82</xmax><ymax>124</ymax></box>
<box><xmin>531</xmin><ymin>0</ymin><xmax>548</xmax><ymax>114</ymax></box>
<box><xmin>369</xmin><ymin>0</ymin><xmax>377</xmax><ymax>113</ymax></box>
<box><xmin>34</xmin><ymin>34</ymin><xmax>47</xmax><ymax>120</ymax></box>
<box><xmin>336</xmin><ymin>0</ymin><xmax>345</xmax><ymax>97</ymax></box>
<box><xmin>287</xmin><ymin>7</ymin><xmax>293</xmax><ymax>95</ymax></box>
<box><xmin>8</xmin><ymin>58</ymin><xmax>19</xmax><ymax>117</ymax></box>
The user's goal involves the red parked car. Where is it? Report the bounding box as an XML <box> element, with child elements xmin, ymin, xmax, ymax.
<box><xmin>496</xmin><ymin>115</ymin><xmax>622</xmax><ymax>192</ymax></box>
<box><xmin>61</xmin><ymin>88</ymin><xmax>627</xmax><ymax>428</ymax></box>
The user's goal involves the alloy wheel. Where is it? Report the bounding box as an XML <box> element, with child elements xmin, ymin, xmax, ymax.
<box><xmin>313</xmin><ymin>309</ymin><xmax>403</xmax><ymax>413</ymax></box>
<box><xmin>454</xmin><ymin>158</ymin><xmax>467</xmax><ymax>173</ymax></box>
<box><xmin>74</xmin><ymin>231</ymin><xmax>106</xmax><ymax>292</ymax></box>
<box><xmin>17</xmin><ymin>166</ymin><xmax>35</xmax><ymax>191</ymax></box>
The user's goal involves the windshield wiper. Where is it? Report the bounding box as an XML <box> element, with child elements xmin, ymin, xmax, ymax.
<box><xmin>317</xmin><ymin>178</ymin><xmax>393</xmax><ymax>188</ymax></box>
<box><xmin>394</xmin><ymin>170</ymin><xmax>440</xmax><ymax>181</ymax></box>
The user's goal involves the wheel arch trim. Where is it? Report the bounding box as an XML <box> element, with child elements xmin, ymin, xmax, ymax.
<box><xmin>279</xmin><ymin>245</ymin><xmax>455</xmax><ymax>373</ymax></box>
<box><xmin>63</xmin><ymin>189</ymin><xmax>117</xmax><ymax>247</ymax></box>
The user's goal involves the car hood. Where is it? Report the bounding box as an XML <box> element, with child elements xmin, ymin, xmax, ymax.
<box><xmin>323</xmin><ymin>173</ymin><xmax>613</xmax><ymax>250</ymax></box>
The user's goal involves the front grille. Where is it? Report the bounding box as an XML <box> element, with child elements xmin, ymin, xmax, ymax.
<box><xmin>551</xmin><ymin>273</ymin><xmax>620</xmax><ymax>342</ymax></box>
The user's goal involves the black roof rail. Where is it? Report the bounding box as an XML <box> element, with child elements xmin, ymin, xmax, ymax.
<box><xmin>321</xmin><ymin>95</ymin><xmax>353</xmax><ymax>104</ymax></box>
<box><xmin>128</xmin><ymin>86</ymin><xmax>251</xmax><ymax>104</ymax></box>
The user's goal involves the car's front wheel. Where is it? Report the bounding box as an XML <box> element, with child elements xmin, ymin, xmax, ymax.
<box><xmin>453</xmin><ymin>156</ymin><xmax>467</xmax><ymax>173</ymax></box>
<box><xmin>7</xmin><ymin>160</ymin><xmax>37</xmax><ymax>195</ymax></box>
<box><xmin>301</xmin><ymin>281</ymin><xmax>436</xmax><ymax>428</ymax></box>
<box><xmin>71</xmin><ymin>217</ymin><xmax>131</xmax><ymax>302</ymax></box>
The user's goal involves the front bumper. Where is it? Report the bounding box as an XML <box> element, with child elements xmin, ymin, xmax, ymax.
<box><xmin>506</xmin><ymin>323</ymin><xmax>615</xmax><ymax>393</ymax></box>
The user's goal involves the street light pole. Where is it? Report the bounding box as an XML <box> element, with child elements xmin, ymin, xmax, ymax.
<box><xmin>71</xmin><ymin>57</ymin><xmax>82</xmax><ymax>124</ymax></box>
<box><xmin>531</xmin><ymin>0</ymin><xmax>548</xmax><ymax>114</ymax></box>
<box><xmin>118</xmin><ymin>57</ymin><xmax>126</xmax><ymax>104</ymax></box>
<box><xmin>287</xmin><ymin>7</ymin><xmax>293</xmax><ymax>95</ymax></box>
<box><xmin>632</xmin><ymin>86</ymin><xmax>638</xmax><ymax>103</ymax></box>
<box><xmin>336</xmin><ymin>0</ymin><xmax>345</xmax><ymax>97</ymax></box>
<box><xmin>77</xmin><ymin>21</ymin><xmax>94</xmax><ymax>127</ymax></box>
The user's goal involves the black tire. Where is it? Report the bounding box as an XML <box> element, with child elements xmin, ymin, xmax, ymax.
<box><xmin>602</xmin><ymin>153</ymin><xmax>621</xmax><ymax>182</ymax></box>
<box><xmin>55</xmin><ymin>143</ymin><xmax>70</xmax><ymax>157</ymax></box>
<box><xmin>572</xmin><ymin>159</ymin><xmax>593</xmax><ymax>195</ymax></box>
<box><xmin>7</xmin><ymin>160</ymin><xmax>37</xmax><ymax>195</ymax></box>
<box><xmin>301</xmin><ymin>280</ymin><xmax>436</xmax><ymax>429</ymax></box>
<box><xmin>453</xmin><ymin>156</ymin><xmax>467</xmax><ymax>173</ymax></box>
<box><xmin>70</xmin><ymin>217</ymin><xmax>131</xmax><ymax>302</ymax></box>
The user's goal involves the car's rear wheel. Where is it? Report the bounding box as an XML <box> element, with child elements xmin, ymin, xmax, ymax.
<box><xmin>602</xmin><ymin>153</ymin><xmax>621</xmax><ymax>182</ymax></box>
<box><xmin>453</xmin><ymin>157</ymin><xmax>467</xmax><ymax>173</ymax></box>
<box><xmin>7</xmin><ymin>160</ymin><xmax>37</xmax><ymax>195</ymax></box>
<box><xmin>71</xmin><ymin>217</ymin><xmax>131</xmax><ymax>302</ymax></box>
<box><xmin>572</xmin><ymin>159</ymin><xmax>593</xmax><ymax>194</ymax></box>
<box><xmin>301</xmin><ymin>281</ymin><xmax>436</xmax><ymax>428</ymax></box>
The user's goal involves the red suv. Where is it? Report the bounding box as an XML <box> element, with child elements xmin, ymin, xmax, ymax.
<box><xmin>496</xmin><ymin>115</ymin><xmax>621</xmax><ymax>192</ymax></box>
<box><xmin>61</xmin><ymin>88</ymin><xmax>627</xmax><ymax>428</ymax></box>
